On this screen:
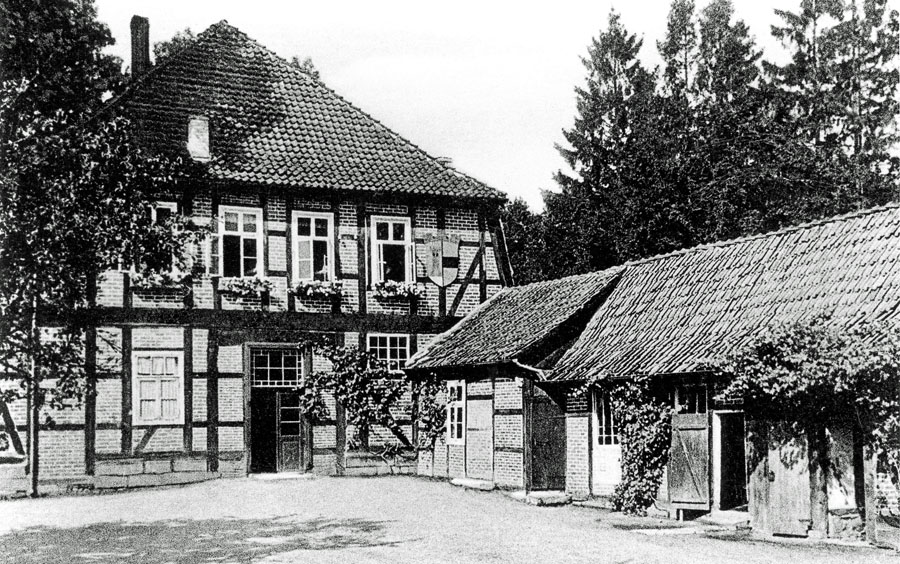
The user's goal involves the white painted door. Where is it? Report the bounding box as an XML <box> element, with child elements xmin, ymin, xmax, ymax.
<box><xmin>591</xmin><ymin>391</ymin><xmax>621</xmax><ymax>495</ymax></box>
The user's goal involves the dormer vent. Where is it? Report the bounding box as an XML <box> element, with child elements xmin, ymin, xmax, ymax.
<box><xmin>187</xmin><ymin>116</ymin><xmax>210</xmax><ymax>162</ymax></box>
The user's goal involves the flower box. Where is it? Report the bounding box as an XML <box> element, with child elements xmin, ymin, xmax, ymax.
<box><xmin>218</xmin><ymin>276</ymin><xmax>274</xmax><ymax>298</ymax></box>
<box><xmin>291</xmin><ymin>280</ymin><xmax>343</xmax><ymax>300</ymax></box>
<box><xmin>129</xmin><ymin>270</ymin><xmax>190</xmax><ymax>290</ymax></box>
<box><xmin>373</xmin><ymin>280</ymin><xmax>424</xmax><ymax>300</ymax></box>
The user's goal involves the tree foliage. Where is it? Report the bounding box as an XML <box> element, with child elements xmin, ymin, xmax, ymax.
<box><xmin>504</xmin><ymin>0</ymin><xmax>899</xmax><ymax>284</ymax></box>
<box><xmin>153</xmin><ymin>28</ymin><xmax>197</xmax><ymax>66</ymax></box>
<box><xmin>712</xmin><ymin>314</ymin><xmax>900</xmax><ymax>454</ymax></box>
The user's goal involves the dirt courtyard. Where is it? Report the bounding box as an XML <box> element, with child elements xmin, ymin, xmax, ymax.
<box><xmin>0</xmin><ymin>475</ymin><xmax>892</xmax><ymax>563</ymax></box>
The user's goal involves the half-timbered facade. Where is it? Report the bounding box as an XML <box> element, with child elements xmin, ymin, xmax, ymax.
<box><xmin>0</xmin><ymin>16</ymin><xmax>510</xmax><ymax>491</ymax></box>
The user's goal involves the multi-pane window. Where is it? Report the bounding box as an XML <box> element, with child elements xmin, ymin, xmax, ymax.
<box><xmin>132</xmin><ymin>352</ymin><xmax>183</xmax><ymax>425</ymax></box>
<box><xmin>367</xmin><ymin>334</ymin><xmax>409</xmax><ymax>371</ymax></box>
<box><xmin>250</xmin><ymin>348</ymin><xmax>306</xmax><ymax>387</ymax></box>
<box><xmin>676</xmin><ymin>384</ymin><xmax>707</xmax><ymax>414</ymax></box>
<box><xmin>144</xmin><ymin>201</ymin><xmax>178</xmax><ymax>272</ymax></box>
<box><xmin>370</xmin><ymin>216</ymin><xmax>413</xmax><ymax>283</ymax></box>
<box><xmin>210</xmin><ymin>206</ymin><xmax>263</xmax><ymax>277</ymax></box>
<box><xmin>293</xmin><ymin>212</ymin><xmax>334</xmax><ymax>281</ymax></box>
<box><xmin>597</xmin><ymin>392</ymin><xmax>618</xmax><ymax>446</ymax></box>
<box><xmin>447</xmin><ymin>381</ymin><xmax>465</xmax><ymax>444</ymax></box>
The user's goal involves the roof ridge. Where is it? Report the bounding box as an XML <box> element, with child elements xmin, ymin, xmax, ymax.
<box><xmin>619</xmin><ymin>202</ymin><xmax>900</xmax><ymax>269</ymax></box>
<box><xmin>204</xmin><ymin>21</ymin><xmax>503</xmax><ymax>199</ymax></box>
<box><xmin>504</xmin><ymin>267</ymin><xmax>623</xmax><ymax>293</ymax></box>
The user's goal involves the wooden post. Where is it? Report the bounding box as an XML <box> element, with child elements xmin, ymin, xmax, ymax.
<box><xmin>206</xmin><ymin>329</ymin><xmax>219</xmax><ymax>472</ymax></box>
<box><xmin>864</xmin><ymin>445</ymin><xmax>878</xmax><ymax>546</ymax></box>
<box><xmin>183</xmin><ymin>327</ymin><xmax>193</xmax><ymax>453</ymax></box>
<box><xmin>523</xmin><ymin>379</ymin><xmax>533</xmax><ymax>493</ymax></box>
<box><xmin>84</xmin><ymin>326</ymin><xmax>97</xmax><ymax>475</ymax></box>
<box><xmin>436</xmin><ymin>209</ymin><xmax>447</xmax><ymax>316</ymax></box>
<box><xmin>808</xmin><ymin>425</ymin><xmax>829</xmax><ymax>538</ymax></box>
<box><xmin>356</xmin><ymin>203</ymin><xmax>367</xmax><ymax>315</ymax></box>
<box><xmin>477</xmin><ymin>212</ymin><xmax>487</xmax><ymax>303</ymax></box>
<box><xmin>121</xmin><ymin>326</ymin><xmax>133</xmax><ymax>455</ymax></box>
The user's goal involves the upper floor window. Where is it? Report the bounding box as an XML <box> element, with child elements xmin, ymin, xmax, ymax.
<box><xmin>367</xmin><ymin>333</ymin><xmax>409</xmax><ymax>371</ymax></box>
<box><xmin>132</xmin><ymin>351</ymin><xmax>184</xmax><ymax>425</ymax></box>
<box><xmin>209</xmin><ymin>206</ymin><xmax>263</xmax><ymax>278</ymax></box>
<box><xmin>370</xmin><ymin>216</ymin><xmax>413</xmax><ymax>284</ymax></box>
<box><xmin>144</xmin><ymin>201</ymin><xmax>178</xmax><ymax>272</ymax></box>
<box><xmin>293</xmin><ymin>211</ymin><xmax>334</xmax><ymax>281</ymax></box>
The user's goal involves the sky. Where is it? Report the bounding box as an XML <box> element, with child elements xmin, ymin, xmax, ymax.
<box><xmin>95</xmin><ymin>0</ymin><xmax>899</xmax><ymax>210</ymax></box>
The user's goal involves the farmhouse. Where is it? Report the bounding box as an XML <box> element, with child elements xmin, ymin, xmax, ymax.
<box><xmin>0</xmin><ymin>16</ymin><xmax>511</xmax><ymax>491</ymax></box>
<box><xmin>411</xmin><ymin>203</ymin><xmax>900</xmax><ymax>538</ymax></box>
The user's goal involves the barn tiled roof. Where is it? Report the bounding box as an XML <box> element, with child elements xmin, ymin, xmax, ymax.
<box><xmin>405</xmin><ymin>269</ymin><xmax>622</xmax><ymax>371</ymax></box>
<box><xmin>117</xmin><ymin>21</ymin><xmax>505</xmax><ymax>201</ymax></box>
<box><xmin>549</xmin><ymin>203</ymin><xmax>900</xmax><ymax>382</ymax></box>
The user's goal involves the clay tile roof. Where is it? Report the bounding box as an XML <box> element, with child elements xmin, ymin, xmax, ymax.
<box><xmin>117</xmin><ymin>21</ymin><xmax>505</xmax><ymax>201</ymax></box>
<box><xmin>405</xmin><ymin>269</ymin><xmax>623</xmax><ymax>371</ymax></box>
<box><xmin>549</xmin><ymin>203</ymin><xmax>900</xmax><ymax>382</ymax></box>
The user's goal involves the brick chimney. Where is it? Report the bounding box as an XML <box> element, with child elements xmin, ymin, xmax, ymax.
<box><xmin>131</xmin><ymin>15</ymin><xmax>150</xmax><ymax>77</ymax></box>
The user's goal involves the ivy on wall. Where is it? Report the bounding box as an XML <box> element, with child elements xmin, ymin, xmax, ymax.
<box><xmin>578</xmin><ymin>375</ymin><xmax>673</xmax><ymax>515</ymax></box>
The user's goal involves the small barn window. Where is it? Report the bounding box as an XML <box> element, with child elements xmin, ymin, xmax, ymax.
<box><xmin>187</xmin><ymin>116</ymin><xmax>210</xmax><ymax>162</ymax></box>
<box><xmin>447</xmin><ymin>380</ymin><xmax>465</xmax><ymax>444</ymax></box>
<box><xmin>675</xmin><ymin>384</ymin><xmax>707</xmax><ymax>414</ymax></box>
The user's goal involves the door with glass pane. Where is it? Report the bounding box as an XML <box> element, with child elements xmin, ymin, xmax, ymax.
<box><xmin>276</xmin><ymin>392</ymin><xmax>309</xmax><ymax>472</ymax></box>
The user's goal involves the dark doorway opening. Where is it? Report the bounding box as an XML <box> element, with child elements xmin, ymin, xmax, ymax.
<box><xmin>531</xmin><ymin>387</ymin><xmax>566</xmax><ymax>491</ymax></box>
<box><xmin>249</xmin><ymin>389</ymin><xmax>310</xmax><ymax>473</ymax></box>
<box><xmin>719</xmin><ymin>412</ymin><xmax>748</xmax><ymax>510</ymax></box>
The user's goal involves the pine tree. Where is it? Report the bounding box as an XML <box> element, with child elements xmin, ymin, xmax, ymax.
<box><xmin>658</xmin><ymin>0</ymin><xmax>698</xmax><ymax>96</ymax></box>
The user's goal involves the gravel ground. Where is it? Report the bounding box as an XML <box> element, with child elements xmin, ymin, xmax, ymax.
<box><xmin>0</xmin><ymin>475</ymin><xmax>893</xmax><ymax>564</ymax></box>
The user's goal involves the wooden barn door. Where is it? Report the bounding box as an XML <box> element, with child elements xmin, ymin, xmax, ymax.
<box><xmin>531</xmin><ymin>389</ymin><xmax>566</xmax><ymax>491</ymax></box>
<box><xmin>748</xmin><ymin>420</ymin><xmax>810</xmax><ymax>536</ymax></box>
<box><xmin>669</xmin><ymin>411</ymin><xmax>711</xmax><ymax>510</ymax></box>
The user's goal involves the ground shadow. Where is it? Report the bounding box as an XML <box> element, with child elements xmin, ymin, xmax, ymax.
<box><xmin>0</xmin><ymin>515</ymin><xmax>395</xmax><ymax>564</ymax></box>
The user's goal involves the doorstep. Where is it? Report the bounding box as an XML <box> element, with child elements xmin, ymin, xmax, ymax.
<box><xmin>696</xmin><ymin>510</ymin><xmax>751</xmax><ymax>529</ymax></box>
<box><xmin>249</xmin><ymin>472</ymin><xmax>317</xmax><ymax>481</ymax></box>
<box><xmin>506</xmin><ymin>490</ymin><xmax>571</xmax><ymax>506</ymax></box>
<box><xmin>449</xmin><ymin>478</ymin><xmax>494</xmax><ymax>491</ymax></box>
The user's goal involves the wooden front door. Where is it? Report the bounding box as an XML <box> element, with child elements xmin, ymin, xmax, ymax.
<box><xmin>276</xmin><ymin>392</ymin><xmax>309</xmax><ymax>472</ymax></box>
<box><xmin>748</xmin><ymin>420</ymin><xmax>810</xmax><ymax>536</ymax></box>
<box><xmin>531</xmin><ymin>391</ymin><xmax>566</xmax><ymax>491</ymax></box>
<box><xmin>669</xmin><ymin>412</ymin><xmax>711</xmax><ymax>510</ymax></box>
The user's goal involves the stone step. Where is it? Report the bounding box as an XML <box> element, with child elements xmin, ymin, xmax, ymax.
<box><xmin>507</xmin><ymin>490</ymin><xmax>572</xmax><ymax>506</ymax></box>
<box><xmin>450</xmin><ymin>478</ymin><xmax>495</xmax><ymax>491</ymax></box>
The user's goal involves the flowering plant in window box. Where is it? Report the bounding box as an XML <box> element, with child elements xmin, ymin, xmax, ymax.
<box><xmin>129</xmin><ymin>270</ymin><xmax>190</xmax><ymax>290</ymax></box>
<box><xmin>373</xmin><ymin>280</ymin><xmax>424</xmax><ymax>300</ymax></box>
<box><xmin>291</xmin><ymin>280</ymin><xmax>343</xmax><ymax>299</ymax></box>
<box><xmin>219</xmin><ymin>276</ymin><xmax>274</xmax><ymax>298</ymax></box>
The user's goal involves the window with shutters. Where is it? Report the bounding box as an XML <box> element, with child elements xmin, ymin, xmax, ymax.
<box><xmin>447</xmin><ymin>380</ymin><xmax>465</xmax><ymax>444</ymax></box>
<box><xmin>370</xmin><ymin>216</ymin><xmax>413</xmax><ymax>284</ymax></box>
<box><xmin>209</xmin><ymin>206</ymin><xmax>263</xmax><ymax>278</ymax></box>
<box><xmin>132</xmin><ymin>351</ymin><xmax>184</xmax><ymax>425</ymax></box>
<box><xmin>292</xmin><ymin>211</ymin><xmax>334</xmax><ymax>281</ymax></box>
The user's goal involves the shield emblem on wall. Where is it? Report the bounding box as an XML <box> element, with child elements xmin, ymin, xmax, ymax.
<box><xmin>424</xmin><ymin>233</ymin><xmax>460</xmax><ymax>287</ymax></box>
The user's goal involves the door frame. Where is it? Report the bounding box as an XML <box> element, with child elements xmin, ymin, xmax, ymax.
<box><xmin>711</xmin><ymin>410</ymin><xmax>747</xmax><ymax>510</ymax></box>
<box><xmin>590</xmin><ymin>389</ymin><xmax>622</xmax><ymax>496</ymax></box>
<box><xmin>243</xmin><ymin>343</ymin><xmax>313</xmax><ymax>474</ymax></box>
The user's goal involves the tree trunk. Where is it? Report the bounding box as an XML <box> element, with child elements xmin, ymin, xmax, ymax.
<box><xmin>27</xmin><ymin>297</ymin><xmax>40</xmax><ymax>497</ymax></box>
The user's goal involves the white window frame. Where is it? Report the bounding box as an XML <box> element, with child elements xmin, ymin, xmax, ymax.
<box><xmin>292</xmin><ymin>211</ymin><xmax>335</xmax><ymax>282</ymax></box>
<box><xmin>366</xmin><ymin>333</ymin><xmax>410</xmax><ymax>372</ymax></box>
<box><xmin>446</xmin><ymin>380</ymin><xmax>465</xmax><ymax>445</ymax></box>
<box><xmin>210</xmin><ymin>205</ymin><xmax>264</xmax><ymax>278</ymax></box>
<box><xmin>597</xmin><ymin>392</ymin><xmax>619</xmax><ymax>446</ymax></box>
<box><xmin>369</xmin><ymin>215</ymin><xmax>414</xmax><ymax>284</ymax></box>
<box><xmin>132</xmin><ymin>351</ymin><xmax>184</xmax><ymax>426</ymax></box>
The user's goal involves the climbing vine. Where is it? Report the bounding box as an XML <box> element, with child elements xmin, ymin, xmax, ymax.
<box><xmin>578</xmin><ymin>375</ymin><xmax>672</xmax><ymax>515</ymax></box>
<box><xmin>712</xmin><ymin>314</ymin><xmax>900</xmax><ymax>460</ymax></box>
<box><xmin>291</xmin><ymin>340</ymin><xmax>445</xmax><ymax>453</ymax></box>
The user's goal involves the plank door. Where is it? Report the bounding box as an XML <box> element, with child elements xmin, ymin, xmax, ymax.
<box><xmin>276</xmin><ymin>392</ymin><xmax>309</xmax><ymax>472</ymax></box>
<box><xmin>754</xmin><ymin>421</ymin><xmax>811</xmax><ymax>536</ymax></box>
<box><xmin>531</xmin><ymin>392</ymin><xmax>566</xmax><ymax>491</ymax></box>
<box><xmin>668</xmin><ymin>412</ymin><xmax>711</xmax><ymax>510</ymax></box>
